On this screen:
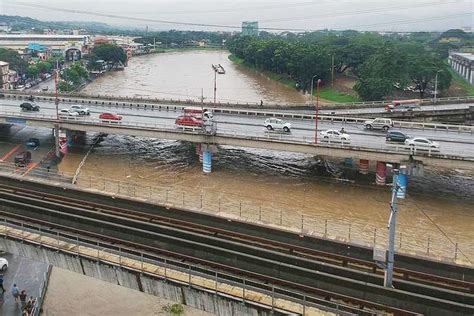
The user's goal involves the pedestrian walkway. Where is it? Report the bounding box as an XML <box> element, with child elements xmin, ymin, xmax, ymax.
<box><xmin>0</xmin><ymin>252</ymin><xmax>49</xmax><ymax>315</ymax></box>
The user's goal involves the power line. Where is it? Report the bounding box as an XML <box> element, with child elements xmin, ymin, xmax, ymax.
<box><xmin>11</xmin><ymin>2</ymin><xmax>473</xmax><ymax>32</ymax></box>
<box><xmin>260</xmin><ymin>0</ymin><xmax>460</xmax><ymax>23</ymax></box>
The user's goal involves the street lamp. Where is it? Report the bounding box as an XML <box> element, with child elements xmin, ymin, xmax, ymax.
<box><xmin>314</xmin><ymin>79</ymin><xmax>322</xmax><ymax>144</ymax></box>
<box><xmin>434</xmin><ymin>70</ymin><xmax>442</xmax><ymax>103</ymax></box>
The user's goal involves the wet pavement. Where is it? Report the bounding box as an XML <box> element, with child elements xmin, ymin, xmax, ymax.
<box><xmin>0</xmin><ymin>253</ymin><xmax>50</xmax><ymax>316</ymax></box>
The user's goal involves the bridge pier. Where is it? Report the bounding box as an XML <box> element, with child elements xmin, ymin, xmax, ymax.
<box><xmin>195</xmin><ymin>143</ymin><xmax>203</xmax><ymax>163</ymax></box>
<box><xmin>202</xmin><ymin>150</ymin><xmax>212</xmax><ymax>174</ymax></box>
<box><xmin>66</xmin><ymin>130</ymin><xmax>86</xmax><ymax>147</ymax></box>
<box><xmin>358</xmin><ymin>159</ymin><xmax>369</xmax><ymax>174</ymax></box>
<box><xmin>375</xmin><ymin>161</ymin><xmax>386</xmax><ymax>186</ymax></box>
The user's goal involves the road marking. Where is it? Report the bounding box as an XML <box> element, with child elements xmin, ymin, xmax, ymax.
<box><xmin>22</xmin><ymin>162</ymin><xmax>38</xmax><ymax>176</ymax></box>
<box><xmin>0</xmin><ymin>144</ymin><xmax>21</xmax><ymax>162</ymax></box>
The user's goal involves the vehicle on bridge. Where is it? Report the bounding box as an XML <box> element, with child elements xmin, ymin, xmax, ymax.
<box><xmin>99</xmin><ymin>112</ymin><xmax>123</xmax><ymax>123</ymax></box>
<box><xmin>320</xmin><ymin>129</ymin><xmax>351</xmax><ymax>142</ymax></box>
<box><xmin>175</xmin><ymin>115</ymin><xmax>203</xmax><ymax>127</ymax></box>
<box><xmin>386</xmin><ymin>131</ymin><xmax>410</xmax><ymax>143</ymax></box>
<box><xmin>386</xmin><ymin>99</ymin><xmax>421</xmax><ymax>112</ymax></box>
<box><xmin>264</xmin><ymin>118</ymin><xmax>291</xmax><ymax>133</ymax></box>
<box><xmin>70</xmin><ymin>104</ymin><xmax>90</xmax><ymax>115</ymax></box>
<box><xmin>364</xmin><ymin>118</ymin><xmax>393</xmax><ymax>131</ymax></box>
<box><xmin>183</xmin><ymin>107</ymin><xmax>213</xmax><ymax>120</ymax></box>
<box><xmin>59</xmin><ymin>109</ymin><xmax>80</xmax><ymax>117</ymax></box>
<box><xmin>405</xmin><ymin>137</ymin><xmax>440</xmax><ymax>150</ymax></box>
<box><xmin>26</xmin><ymin>138</ymin><xmax>40</xmax><ymax>147</ymax></box>
<box><xmin>14</xmin><ymin>151</ymin><xmax>31</xmax><ymax>167</ymax></box>
<box><xmin>20</xmin><ymin>102</ymin><xmax>40</xmax><ymax>112</ymax></box>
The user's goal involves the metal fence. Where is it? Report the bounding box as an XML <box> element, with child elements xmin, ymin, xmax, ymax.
<box><xmin>0</xmin><ymin>217</ymin><xmax>360</xmax><ymax>315</ymax></box>
<box><xmin>3</xmin><ymin>89</ymin><xmax>474</xmax><ymax>110</ymax></box>
<box><xmin>0</xmin><ymin>162</ymin><xmax>471</xmax><ymax>265</ymax></box>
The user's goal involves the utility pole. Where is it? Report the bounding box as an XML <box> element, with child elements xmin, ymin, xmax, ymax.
<box><xmin>434</xmin><ymin>70</ymin><xmax>442</xmax><ymax>103</ymax></box>
<box><xmin>314</xmin><ymin>79</ymin><xmax>321</xmax><ymax>144</ymax></box>
<box><xmin>213</xmin><ymin>66</ymin><xmax>217</xmax><ymax>104</ymax></box>
<box><xmin>384</xmin><ymin>168</ymin><xmax>400</xmax><ymax>288</ymax></box>
<box><xmin>54</xmin><ymin>64</ymin><xmax>60</xmax><ymax>158</ymax></box>
<box><xmin>331</xmin><ymin>54</ymin><xmax>335</xmax><ymax>87</ymax></box>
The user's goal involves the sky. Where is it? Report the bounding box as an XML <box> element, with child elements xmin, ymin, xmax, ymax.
<box><xmin>2</xmin><ymin>0</ymin><xmax>473</xmax><ymax>32</ymax></box>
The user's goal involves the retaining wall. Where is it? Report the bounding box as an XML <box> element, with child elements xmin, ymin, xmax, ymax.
<box><xmin>0</xmin><ymin>238</ymin><xmax>282</xmax><ymax>316</ymax></box>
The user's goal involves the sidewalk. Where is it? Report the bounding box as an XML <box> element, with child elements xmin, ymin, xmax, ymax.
<box><xmin>0</xmin><ymin>253</ymin><xmax>49</xmax><ymax>315</ymax></box>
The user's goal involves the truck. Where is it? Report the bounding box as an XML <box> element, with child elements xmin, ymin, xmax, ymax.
<box><xmin>182</xmin><ymin>107</ymin><xmax>213</xmax><ymax>120</ymax></box>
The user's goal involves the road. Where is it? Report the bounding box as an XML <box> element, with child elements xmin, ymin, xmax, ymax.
<box><xmin>1</xmin><ymin>100</ymin><xmax>473</xmax><ymax>159</ymax></box>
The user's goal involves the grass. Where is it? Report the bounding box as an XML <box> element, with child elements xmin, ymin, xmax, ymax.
<box><xmin>318</xmin><ymin>87</ymin><xmax>360</xmax><ymax>103</ymax></box>
<box><xmin>447</xmin><ymin>66</ymin><xmax>474</xmax><ymax>96</ymax></box>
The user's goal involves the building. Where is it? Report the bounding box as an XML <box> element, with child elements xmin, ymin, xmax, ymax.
<box><xmin>0</xmin><ymin>34</ymin><xmax>90</xmax><ymax>60</ymax></box>
<box><xmin>242</xmin><ymin>21</ymin><xmax>259</xmax><ymax>36</ymax></box>
<box><xmin>0</xmin><ymin>61</ymin><xmax>10</xmax><ymax>90</ymax></box>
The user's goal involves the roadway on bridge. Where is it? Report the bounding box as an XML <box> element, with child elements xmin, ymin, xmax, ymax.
<box><xmin>1</xmin><ymin>100</ymin><xmax>474</xmax><ymax>159</ymax></box>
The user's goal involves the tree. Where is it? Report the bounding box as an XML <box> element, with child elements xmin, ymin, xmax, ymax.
<box><xmin>91</xmin><ymin>44</ymin><xmax>127</xmax><ymax>67</ymax></box>
<box><xmin>36</xmin><ymin>61</ymin><xmax>52</xmax><ymax>73</ymax></box>
<box><xmin>0</xmin><ymin>48</ymin><xmax>28</xmax><ymax>74</ymax></box>
<box><xmin>27</xmin><ymin>65</ymin><xmax>40</xmax><ymax>79</ymax></box>
<box><xmin>407</xmin><ymin>54</ymin><xmax>452</xmax><ymax>98</ymax></box>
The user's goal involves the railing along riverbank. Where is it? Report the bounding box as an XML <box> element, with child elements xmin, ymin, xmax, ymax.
<box><xmin>2</xmin><ymin>90</ymin><xmax>474</xmax><ymax>111</ymax></box>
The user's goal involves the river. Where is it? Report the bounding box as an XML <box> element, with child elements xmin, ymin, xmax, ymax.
<box><xmin>58</xmin><ymin>50</ymin><xmax>473</xmax><ymax>265</ymax></box>
<box><xmin>81</xmin><ymin>50</ymin><xmax>307</xmax><ymax>105</ymax></box>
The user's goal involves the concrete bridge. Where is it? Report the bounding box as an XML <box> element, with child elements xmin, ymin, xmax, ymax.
<box><xmin>449</xmin><ymin>52</ymin><xmax>474</xmax><ymax>86</ymax></box>
<box><xmin>0</xmin><ymin>112</ymin><xmax>473</xmax><ymax>171</ymax></box>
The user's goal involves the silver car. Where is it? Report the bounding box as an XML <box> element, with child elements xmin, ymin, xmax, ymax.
<box><xmin>405</xmin><ymin>137</ymin><xmax>440</xmax><ymax>150</ymax></box>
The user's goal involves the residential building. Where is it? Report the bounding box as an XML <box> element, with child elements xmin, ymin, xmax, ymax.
<box><xmin>0</xmin><ymin>61</ymin><xmax>10</xmax><ymax>90</ymax></box>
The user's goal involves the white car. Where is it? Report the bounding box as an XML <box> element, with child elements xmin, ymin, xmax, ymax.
<box><xmin>0</xmin><ymin>257</ymin><xmax>8</xmax><ymax>271</ymax></box>
<box><xmin>70</xmin><ymin>104</ymin><xmax>90</xmax><ymax>115</ymax></box>
<box><xmin>320</xmin><ymin>129</ymin><xmax>351</xmax><ymax>142</ymax></box>
<box><xmin>405</xmin><ymin>137</ymin><xmax>440</xmax><ymax>150</ymax></box>
<box><xmin>59</xmin><ymin>109</ymin><xmax>79</xmax><ymax>117</ymax></box>
<box><xmin>264</xmin><ymin>118</ymin><xmax>291</xmax><ymax>132</ymax></box>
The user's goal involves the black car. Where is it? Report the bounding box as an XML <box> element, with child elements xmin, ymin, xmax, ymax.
<box><xmin>386</xmin><ymin>131</ymin><xmax>409</xmax><ymax>143</ymax></box>
<box><xmin>14</xmin><ymin>151</ymin><xmax>32</xmax><ymax>167</ymax></box>
<box><xmin>20</xmin><ymin>102</ymin><xmax>40</xmax><ymax>111</ymax></box>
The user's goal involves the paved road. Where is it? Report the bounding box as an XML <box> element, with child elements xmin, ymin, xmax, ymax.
<box><xmin>1</xmin><ymin>100</ymin><xmax>474</xmax><ymax>158</ymax></box>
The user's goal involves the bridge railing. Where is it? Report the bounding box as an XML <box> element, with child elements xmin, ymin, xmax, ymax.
<box><xmin>3</xmin><ymin>89</ymin><xmax>474</xmax><ymax>111</ymax></box>
<box><xmin>0</xmin><ymin>162</ymin><xmax>471</xmax><ymax>266</ymax></box>
<box><xmin>1</xmin><ymin>111</ymin><xmax>474</xmax><ymax>158</ymax></box>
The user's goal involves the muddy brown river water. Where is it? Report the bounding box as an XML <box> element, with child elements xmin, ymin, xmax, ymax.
<box><xmin>55</xmin><ymin>51</ymin><xmax>474</xmax><ymax>265</ymax></box>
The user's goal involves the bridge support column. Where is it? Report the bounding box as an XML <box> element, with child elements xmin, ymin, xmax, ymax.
<box><xmin>358</xmin><ymin>159</ymin><xmax>369</xmax><ymax>175</ymax></box>
<box><xmin>202</xmin><ymin>150</ymin><xmax>212</xmax><ymax>174</ymax></box>
<box><xmin>471</xmin><ymin>69</ymin><xmax>474</xmax><ymax>85</ymax></box>
<box><xmin>375</xmin><ymin>161</ymin><xmax>386</xmax><ymax>186</ymax></box>
<box><xmin>196</xmin><ymin>143</ymin><xmax>203</xmax><ymax>163</ymax></box>
<box><xmin>66</xmin><ymin>130</ymin><xmax>86</xmax><ymax>147</ymax></box>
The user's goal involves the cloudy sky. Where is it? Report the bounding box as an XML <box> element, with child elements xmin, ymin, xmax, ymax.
<box><xmin>2</xmin><ymin>0</ymin><xmax>473</xmax><ymax>32</ymax></box>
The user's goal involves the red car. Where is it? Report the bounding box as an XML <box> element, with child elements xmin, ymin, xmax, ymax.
<box><xmin>99</xmin><ymin>112</ymin><xmax>123</xmax><ymax>121</ymax></box>
<box><xmin>175</xmin><ymin>115</ymin><xmax>203</xmax><ymax>127</ymax></box>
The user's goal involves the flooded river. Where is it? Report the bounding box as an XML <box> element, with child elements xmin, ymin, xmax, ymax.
<box><xmin>81</xmin><ymin>50</ymin><xmax>307</xmax><ymax>105</ymax></box>
<box><xmin>57</xmin><ymin>50</ymin><xmax>473</xmax><ymax>264</ymax></box>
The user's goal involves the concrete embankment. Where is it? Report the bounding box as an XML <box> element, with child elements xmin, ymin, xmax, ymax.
<box><xmin>0</xmin><ymin>237</ymin><xmax>331</xmax><ymax>316</ymax></box>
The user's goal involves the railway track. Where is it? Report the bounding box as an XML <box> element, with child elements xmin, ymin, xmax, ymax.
<box><xmin>0</xmin><ymin>181</ymin><xmax>473</xmax><ymax>315</ymax></box>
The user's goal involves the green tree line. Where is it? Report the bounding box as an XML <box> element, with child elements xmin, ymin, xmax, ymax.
<box><xmin>226</xmin><ymin>30</ymin><xmax>463</xmax><ymax>101</ymax></box>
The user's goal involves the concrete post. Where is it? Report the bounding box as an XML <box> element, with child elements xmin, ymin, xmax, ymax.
<box><xmin>375</xmin><ymin>161</ymin><xmax>386</xmax><ymax>186</ymax></box>
<box><xmin>471</xmin><ymin>69</ymin><xmax>474</xmax><ymax>85</ymax></box>
<box><xmin>54</xmin><ymin>125</ymin><xmax>60</xmax><ymax>158</ymax></box>
<box><xmin>359</xmin><ymin>159</ymin><xmax>369</xmax><ymax>174</ymax></box>
<box><xmin>203</xmin><ymin>150</ymin><xmax>212</xmax><ymax>174</ymax></box>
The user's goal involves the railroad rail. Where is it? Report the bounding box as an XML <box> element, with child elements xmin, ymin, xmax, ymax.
<box><xmin>0</xmin><ymin>182</ymin><xmax>472</xmax><ymax>315</ymax></box>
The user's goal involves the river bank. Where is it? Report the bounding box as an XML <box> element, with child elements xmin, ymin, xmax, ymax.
<box><xmin>228</xmin><ymin>54</ymin><xmax>360</xmax><ymax>104</ymax></box>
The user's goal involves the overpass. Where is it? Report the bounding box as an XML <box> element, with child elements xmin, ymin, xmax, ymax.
<box><xmin>2</xmin><ymin>91</ymin><xmax>474</xmax><ymax>120</ymax></box>
<box><xmin>0</xmin><ymin>111</ymin><xmax>473</xmax><ymax>171</ymax></box>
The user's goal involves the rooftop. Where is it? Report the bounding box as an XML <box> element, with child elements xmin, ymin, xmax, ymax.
<box><xmin>451</xmin><ymin>52</ymin><xmax>474</xmax><ymax>61</ymax></box>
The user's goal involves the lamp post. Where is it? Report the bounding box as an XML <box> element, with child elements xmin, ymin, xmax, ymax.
<box><xmin>54</xmin><ymin>63</ymin><xmax>60</xmax><ymax>158</ymax></box>
<box><xmin>314</xmin><ymin>79</ymin><xmax>321</xmax><ymax>144</ymax></box>
<box><xmin>434</xmin><ymin>70</ymin><xmax>442</xmax><ymax>103</ymax></box>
